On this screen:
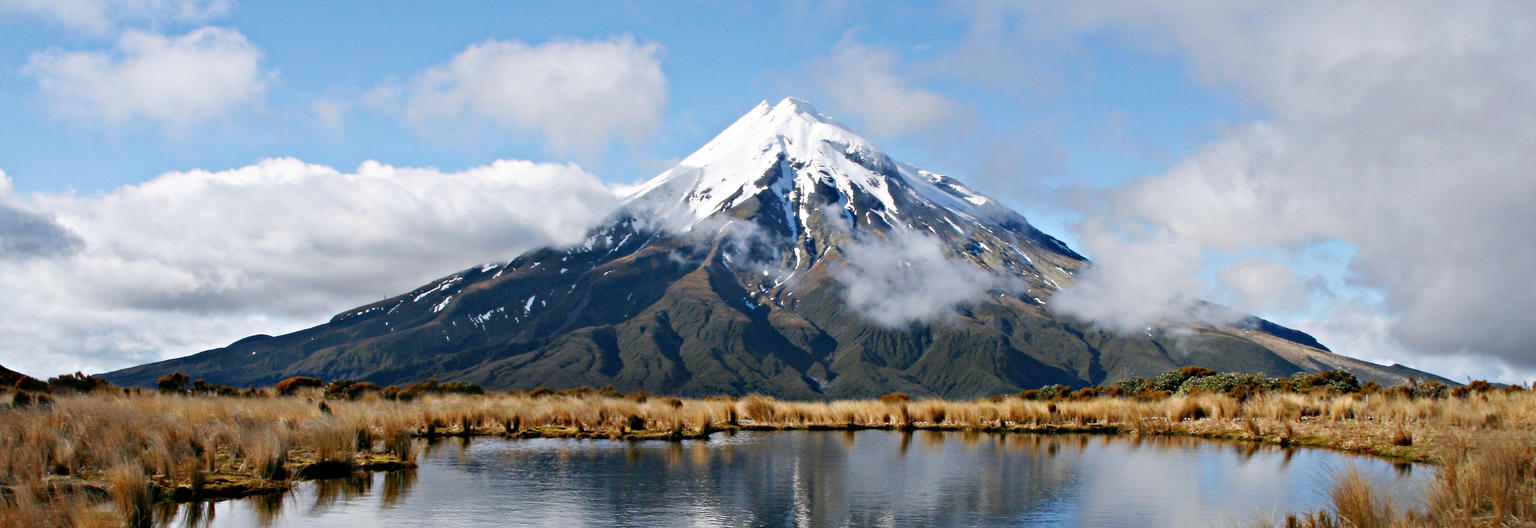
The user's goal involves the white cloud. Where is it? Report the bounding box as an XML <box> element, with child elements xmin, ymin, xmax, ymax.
<box><xmin>815</xmin><ymin>39</ymin><xmax>966</xmax><ymax>137</ymax></box>
<box><xmin>835</xmin><ymin>228</ymin><xmax>1015</xmax><ymax>328</ymax></box>
<box><xmin>0</xmin><ymin>170</ymin><xmax>82</xmax><ymax>260</ymax></box>
<box><xmin>0</xmin><ymin>0</ymin><xmax>233</xmax><ymax>34</ymax></box>
<box><xmin>1048</xmin><ymin>216</ymin><xmax>1218</xmax><ymax>332</ymax></box>
<box><xmin>1215</xmin><ymin>258</ymin><xmax>1313</xmax><ymax>315</ymax></box>
<box><xmin>1024</xmin><ymin>2</ymin><xmax>1536</xmax><ymax>378</ymax></box>
<box><xmin>23</xmin><ymin>26</ymin><xmax>272</xmax><ymax>126</ymax></box>
<box><xmin>399</xmin><ymin>36</ymin><xmax>667</xmax><ymax>153</ymax></box>
<box><xmin>0</xmin><ymin>157</ymin><xmax>620</xmax><ymax>377</ymax></box>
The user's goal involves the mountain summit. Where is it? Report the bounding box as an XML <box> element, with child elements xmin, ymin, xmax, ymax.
<box><xmin>102</xmin><ymin>98</ymin><xmax>1440</xmax><ymax>397</ymax></box>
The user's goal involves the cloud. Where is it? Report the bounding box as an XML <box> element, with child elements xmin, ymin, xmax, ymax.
<box><xmin>0</xmin><ymin>158</ymin><xmax>620</xmax><ymax>377</ymax></box>
<box><xmin>0</xmin><ymin>0</ymin><xmax>233</xmax><ymax>34</ymax></box>
<box><xmin>1048</xmin><ymin>216</ymin><xmax>1216</xmax><ymax>332</ymax></box>
<box><xmin>814</xmin><ymin>39</ymin><xmax>967</xmax><ymax>137</ymax></box>
<box><xmin>835</xmin><ymin>228</ymin><xmax>1015</xmax><ymax>328</ymax></box>
<box><xmin>23</xmin><ymin>26</ymin><xmax>273</xmax><ymax>126</ymax></box>
<box><xmin>398</xmin><ymin>36</ymin><xmax>667</xmax><ymax>153</ymax></box>
<box><xmin>0</xmin><ymin>170</ymin><xmax>82</xmax><ymax>260</ymax></box>
<box><xmin>1215</xmin><ymin>258</ymin><xmax>1314</xmax><ymax>315</ymax></box>
<box><xmin>1029</xmin><ymin>2</ymin><xmax>1536</xmax><ymax>376</ymax></box>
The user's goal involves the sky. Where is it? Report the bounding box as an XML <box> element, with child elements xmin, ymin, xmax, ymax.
<box><xmin>0</xmin><ymin>1</ymin><xmax>1532</xmax><ymax>384</ymax></box>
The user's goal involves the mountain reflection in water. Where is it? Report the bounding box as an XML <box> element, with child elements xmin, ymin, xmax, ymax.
<box><xmin>166</xmin><ymin>431</ymin><xmax>1430</xmax><ymax>527</ymax></box>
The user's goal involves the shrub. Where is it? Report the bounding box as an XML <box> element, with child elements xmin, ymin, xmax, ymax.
<box><xmin>880</xmin><ymin>392</ymin><xmax>910</xmax><ymax>404</ymax></box>
<box><xmin>1150</xmin><ymin>369</ymin><xmax>1195</xmax><ymax>392</ymax></box>
<box><xmin>275</xmin><ymin>376</ymin><xmax>323</xmax><ymax>395</ymax></box>
<box><xmin>11</xmin><ymin>376</ymin><xmax>47</xmax><ymax>393</ymax></box>
<box><xmin>157</xmin><ymin>372</ymin><xmax>189</xmax><ymax>394</ymax></box>
<box><xmin>1451</xmin><ymin>380</ymin><xmax>1494</xmax><ymax>399</ymax></box>
<box><xmin>10</xmin><ymin>390</ymin><xmax>53</xmax><ymax>408</ymax></box>
<box><xmin>1038</xmin><ymin>383</ymin><xmax>1075</xmax><ymax>399</ymax></box>
<box><xmin>45</xmin><ymin>372</ymin><xmax>113</xmax><ymax>393</ymax></box>
<box><xmin>1412</xmin><ymin>380</ymin><xmax>1448</xmax><ymax>399</ymax></box>
<box><xmin>1176</xmin><ymin>372</ymin><xmax>1278</xmax><ymax>398</ymax></box>
<box><xmin>323</xmin><ymin>379</ymin><xmax>379</xmax><ymax>400</ymax></box>
<box><xmin>557</xmin><ymin>386</ymin><xmax>595</xmax><ymax>398</ymax></box>
<box><xmin>1179</xmin><ymin>366</ymin><xmax>1218</xmax><ymax>378</ymax></box>
<box><xmin>1113</xmin><ymin>377</ymin><xmax>1150</xmax><ymax>395</ymax></box>
<box><xmin>440</xmin><ymin>382</ymin><xmax>483</xmax><ymax>395</ymax></box>
<box><xmin>1291</xmin><ymin>369</ymin><xmax>1360</xmax><ymax>394</ymax></box>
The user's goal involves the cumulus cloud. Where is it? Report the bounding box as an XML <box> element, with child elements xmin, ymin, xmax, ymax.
<box><xmin>23</xmin><ymin>26</ymin><xmax>273</xmax><ymax>126</ymax></box>
<box><xmin>0</xmin><ymin>158</ymin><xmax>620</xmax><ymax>377</ymax></box>
<box><xmin>0</xmin><ymin>0</ymin><xmax>233</xmax><ymax>34</ymax></box>
<box><xmin>836</xmin><ymin>228</ymin><xmax>1015</xmax><ymax>328</ymax></box>
<box><xmin>0</xmin><ymin>170</ymin><xmax>82</xmax><ymax>260</ymax></box>
<box><xmin>815</xmin><ymin>38</ymin><xmax>967</xmax><ymax>138</ymax></box>
<box><xmin>1029</xmin><ymin>2</ymin><xmax>1536</xmax><ymax>377</ymax></box>
<box><xmin>399</xmin><ymin>36</ymin><xmax>666</xmax><ymax>153</ymax></box>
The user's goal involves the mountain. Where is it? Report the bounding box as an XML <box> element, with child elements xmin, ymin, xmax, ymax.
<box><xmin>100</xmin><ymin>98</ymin><xmax>1443</xmax><ymax>398</ymax></box>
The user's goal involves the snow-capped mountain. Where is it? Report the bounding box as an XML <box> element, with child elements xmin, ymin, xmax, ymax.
<box><xmin>102</xmin><ymin>98</ymin><xmax>1441</xmax><ymax>397</ymax></box>
<box><xmin>624</xmin><ymin>98</ymin><xmax>1080</xmax><ymax>297</ymax></box>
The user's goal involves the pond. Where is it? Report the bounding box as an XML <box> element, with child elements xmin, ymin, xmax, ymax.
<box><xmin>167</xmin><ymin>430</ymin><xmax>1431</xmax><ymax>527</ymax></box>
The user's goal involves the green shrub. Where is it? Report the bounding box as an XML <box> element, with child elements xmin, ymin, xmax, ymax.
<box><xmin>1290</xmin><ymin>369</ymin><xmax>1360</xmax><ymax>394</ymax></box>
<box><xmin>1113</xmin><ymin>378</ymin><xmax>1151</xmax><ymax>394</ymax></box>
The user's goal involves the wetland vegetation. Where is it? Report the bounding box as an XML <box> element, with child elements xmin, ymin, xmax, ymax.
<box><xmin>1</xmin><ymin>368</ymin><xmax>1531</xmax><ymax>527</ymax></box>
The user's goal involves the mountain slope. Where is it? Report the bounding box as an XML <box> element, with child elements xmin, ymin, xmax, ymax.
<box><xmin>101</xmin><ymin>99</ymin><xmax>1445</xmax><ymax>397</ymax></box>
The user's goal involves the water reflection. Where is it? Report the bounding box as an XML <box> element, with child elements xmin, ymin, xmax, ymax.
<box><xmin>166</xmin><ymin>431</ymin><xmax>1431</xmax><ymax>527</ymax></box>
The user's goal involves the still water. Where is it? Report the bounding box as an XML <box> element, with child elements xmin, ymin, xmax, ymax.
<box><xmin>168</xmin><ymin>431</ymin><xmax>1430</xmax><ymax>527</ymax></box>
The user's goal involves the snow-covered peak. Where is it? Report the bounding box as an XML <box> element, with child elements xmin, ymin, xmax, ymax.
<box><xmin>619</xmin><ymin>98</ymin><xmax>1080</xmax><ymax>269</ymax></box>
<box><xmin>626</xmin><ymin>97</ymin><xmax>898</xmax><ymax>222</ymax></box>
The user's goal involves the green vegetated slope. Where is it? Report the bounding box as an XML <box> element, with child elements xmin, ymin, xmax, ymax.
<box><xmin>101</xmin><ymin>221</ymin><xmax>1439</xmax><ymax>399</ymax></box>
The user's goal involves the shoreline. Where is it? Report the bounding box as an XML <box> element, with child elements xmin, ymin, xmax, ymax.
<box><xmin>2</xmin><ymin>385</ymin><xmax>1526</xmax><ymax>526</ymax></box>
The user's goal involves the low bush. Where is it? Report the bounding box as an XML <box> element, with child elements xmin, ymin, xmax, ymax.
<box><xmin>274</xmin><ymin>376</ymin><xmax>323</xmax><ymax>396</ymax></box>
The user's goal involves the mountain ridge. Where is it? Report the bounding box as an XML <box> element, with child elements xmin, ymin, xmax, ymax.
<box><xmin>100</xmin><ymin>98</ymin><xmax>1447</xmax><ymax>396</ymax></box>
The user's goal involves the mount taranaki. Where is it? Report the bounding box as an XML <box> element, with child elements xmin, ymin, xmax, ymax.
<box><xmin>103</xmin><ymin>99</ymin><xmax>1439</xmax><ymax>398</ymax></box>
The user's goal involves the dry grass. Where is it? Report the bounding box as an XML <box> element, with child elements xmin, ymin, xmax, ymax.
<box><xmin>3</xmin><ymin>386</ymin><xmax>1535</xmax><ymax>526</ymax></box>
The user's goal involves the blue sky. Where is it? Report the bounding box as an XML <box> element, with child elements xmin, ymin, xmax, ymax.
<box><xmin>0</xmin><ymin>2</ymin><xmax>1246</xmax><ymax>221</ymax></box>
<box><xmin>1</xmin><ymin>1</ymin><xmax>1532</xmax><ymax>384</ymax></box>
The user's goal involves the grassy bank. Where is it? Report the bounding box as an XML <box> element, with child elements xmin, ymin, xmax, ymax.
<box><xmin>1</xmin><ymin>371</ymin><xmax>1532</xmax><ymax>527</ymax></box>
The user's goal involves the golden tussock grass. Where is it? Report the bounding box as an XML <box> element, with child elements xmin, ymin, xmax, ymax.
<box><xmin>3</xmin><ymin>384</ymin><xmax>1535</xmax><ymax>526</ymax></box>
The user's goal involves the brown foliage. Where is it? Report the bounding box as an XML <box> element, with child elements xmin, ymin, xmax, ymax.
<box><xmin>274</xmin><ymin>376</ymin><xmax>323</xmax><ymax>395</ymax></box>
<box><xmin>156</xmin><ymin>372</ymin><xmax>189</xmax><ymax>394</ymax></box>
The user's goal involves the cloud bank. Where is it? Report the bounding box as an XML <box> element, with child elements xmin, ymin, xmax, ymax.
<box><xmin>0</xmin><ymin>158</ymin><xmax>619</xmax><ymax>377</ymax></box>
<box><xmin>1027</xmin><ymin>2</ymin><xmax>1536</xmax><ymax>379</ymax></box>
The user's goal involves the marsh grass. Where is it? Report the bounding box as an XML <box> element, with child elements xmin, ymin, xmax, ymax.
<box><xmin>3</xmin><ymin>379</ymin><xmax>1535</xmax><ymax>526</ymax></box>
